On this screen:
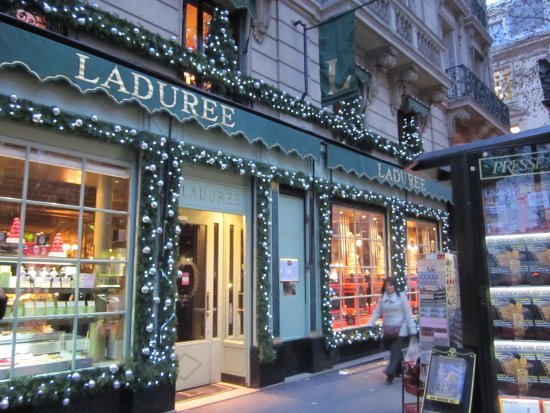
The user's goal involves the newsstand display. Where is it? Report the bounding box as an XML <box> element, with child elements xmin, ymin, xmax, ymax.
<box><xmin>479</xmin><ymin>144</ymin><xmax>550</xmax><ymax>411</ymax></box>
<box><xmin>408</xmin><ymin>126</ymin><xmax>550</xmax><ymax>413</ymax></box>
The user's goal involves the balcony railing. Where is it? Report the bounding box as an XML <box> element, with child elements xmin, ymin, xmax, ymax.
<box><xmin>446</xmin><ymin>65</ymin><xmax>510</xmax><ymax>129</ymax></box>
<box><xmin>366</xmin><ymin>0</ymin><xmax>444</xmax><ymax>68</ymax></box>
<box><xmin>470</xmin><ymin>0</ymin><xmax>487</xmax><ymax>28</ymax></box>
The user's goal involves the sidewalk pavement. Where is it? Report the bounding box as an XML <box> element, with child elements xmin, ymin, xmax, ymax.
<box><xmin>176</xmin><ymin>351</ymin><xmax>420</xmax><ymax>413</ymax></box>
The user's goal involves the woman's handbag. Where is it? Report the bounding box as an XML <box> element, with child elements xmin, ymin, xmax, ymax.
<box><xmin>383</xmin><ymin>323</ymin><xmax>401</xmax><ymax>339</ymax></box>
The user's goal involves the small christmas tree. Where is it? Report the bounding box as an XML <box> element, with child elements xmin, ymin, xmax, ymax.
<box><xmin>6</xmin><ymin>218</ymin><xmax>21</xmax><ymax>243</ymax></box>
<box><xmin>48</xmin><ymin>233</ymin><xmax>65</xmax><ymax>257</ymax></box>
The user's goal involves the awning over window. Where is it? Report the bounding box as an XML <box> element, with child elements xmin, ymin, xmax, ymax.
<box><xmin>0</xmin><ymin>20</ymin><xmax>320</xmax><ymax>160</ymax></box>
<box><xmin>229</xmin><ymin>0</ymin><xmax>255</xmax><ymax>17</ymax></box>
<box><xmin>405</xmin><ymin>95</ymin><xmax>430</xmax><ymax>118</ymax></box>
<box><xmin>326</xmin><ymin>143</ymin><xmax>452</xmax><ymax>202</ymax></box>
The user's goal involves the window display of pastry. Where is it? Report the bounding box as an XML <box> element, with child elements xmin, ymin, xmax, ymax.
<box><xmin>48</xmin><ymin>233</ymin><xmax>66</xmax><ymax>257</ymax></box>
<box><xmin>6</xmin><ymin>218</ymin><xmax>21</xmax><ymax>244</ymax></box>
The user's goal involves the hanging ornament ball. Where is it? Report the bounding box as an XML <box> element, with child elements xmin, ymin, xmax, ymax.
<box><xmin>125</xmin><ymin>370</ymin><xmax>134</xmax><ymax>379</ymax></box>
<box><xmin>141</xmin><ymin>142</ymin><xmax>149</xmax><ymax>150</ymax></box>
<box><xmin>167</xmin><ymin>210</ymin><xmax>174</xmax><ymax>217</ymax></box>
<box><xmin>148</xmin><ymin>164</ymin><xmax>157</xmax><ymax>172</ymax></box>
<box><xmin>170</xmin><ymin>353</ymin><xmax>177</xmax><ymax>361</ymax></box>
<box><xmin>32</xmin><ymin>114</ymin><xmax>42</xmax><ymax>123</ymax></box>
<box><xmin>113</xmin><ymin>380</ymin><xmax>121</xmax><ymax>390</ymax></box>
<box><xmin>110</xmin><ymin>27</ymin><xmax>118</xmax><ymax>35</ymax></box>
<box><xmin>172</xmin><ymin>160</ymin><xmax>179</xmax><ymax>167</ymax></box>
<box><xmin>71</xmin><ymin>372</ymin><xmax>81</xmax><ymax>381</ymax></box>
<box><xmin>151</xmin><ymin>201</ymin><xmax>158</xmax><ymax>208</ymax></box>
<box><xmin>43</xmin><ymin>4</ymin><xmax>52</xmax><ymax>13</ymax></box>
<box><xmin>153</xmin><ymin>296</ymin><xmax>160</xmax><ymax>304</ymax></box>
<box><xmin>142</xmin><ymin>216</ymin><xmax>151</xmax><ymax>224</ymax></box>
<box><xmin>162</xmin><ymin>152</ymin><xmax>169</xmax><ymax>160</ymax></box>
<box><xmin>75</xmin><ymin>119</ymin><xmax>83</xmax><ymax>127</ymax></box>
<box><xmin>148</xmin><ymin>47</ymin><xmax>156</xmax><ymax>56</ymax></box>
<box><xmin>0</xmin><ymin>398</ymin><xmax>8</xmax><ymax>410</ymax></box>
<box><xmin>141</xmin><ymin>285</ymin><xmax>150</xmax><ymax>294</ymax></box>
<box><xmin>9</xmin><ymin>94</ymin><xmax>17</xmax><ymax>103</ymax></box>
<box><xmin>52</xmin><ymin>107</ymin><xmax>61</xmax><ymax>116</ymax></box>
<box><xmin>142</xmin><ymin>347</ymin><xmax>150</xmax><ymax>356</ymax></box>
<box><xmin>175</xmin><ymin>226</ymin><xmax>181</xmax><ymax>235</ymax></box>
<box><xmin>77</xmin><ymin>17</ymin><xmax>86</xmax><ymax>25</ymax></box>
<box><xmin>91</xmin><ymin>114</ymin><xmax>98</xmax><ymax>122</ymax></box>
<box><xmin>148</xmin><ymin>268</ymin><xmax>157</xmax><ymax>275</ymax></box>
<box><xmin>146</xmin><ymin>324</ymin><xmax>154</xmax><ymax>333</ymax></box>
<box><xmin>166</xmin><ymin>242</ymin><xmax>173</xmax><ymax>250</ymax></box>
<box><xmin>114</xmin><ymin>125</ymin><xmax>122</xmax><ymax>133</ymax></box>
<box><xmin>62</xmin><ymin>398</ymin><xmax>70</xmax><ymax>407</ymax></box>
<box><xmin>164</xmin><ymin>298</ymin><xmax>172</xmax><ymax>307</ymax></box>
<box><xmin>219</xmin><ymin>56</ymin><xmax>226</xmax><ymax>63</ymax></box>
<box><xmin>234</xmin><ymin>46</ymin><xmax>238</xmax><ymax>52</ymax></box>
<box><xmin>209</xmin><ymin>59</ymin><xmax>215</xmax><ymax>66</ymax></box>
<box><xmin>253</xmin><ymin>81</ymin><xmax>260</xmax><ymax>89</ymax></box>
<box><xmin>157</xmin><ymin>180</ymin><xmax>164</xmax><ymax>187</ymax></box>
<box><xmin>92</xmin><ymin>3</ymin><xmax>99</xmax><ymax>10</ymax></box>
<box><xmin>109</xmin><ymin>363</ymin><xmax>119</xmax><ymax>374</ymax></box>
<box><xmin>88</xmin><ymin>379</ymin><xmax>96</xmax><ymax>389</ymax></box>
<box><xmin>168</xmin><ymin>258</ymin><xmax>175</xmax><ymax>266</ymax></box>
<box><xmin>142</xmin><ymin>246</ymin><xmax>151</xmax><ymax>254</ymax></box>
<box><xmin>156</xmin><ymin>227</ymin><xmax>163</xmax><ymax>234</ymax></box>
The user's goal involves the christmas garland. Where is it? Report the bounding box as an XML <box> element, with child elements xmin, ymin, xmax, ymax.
<box><xmin>0</xmin><ymin>0</ymin><xmax>424</xmax><ymax>161</ymax></box>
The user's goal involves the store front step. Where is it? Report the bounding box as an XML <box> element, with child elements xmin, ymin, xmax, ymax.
<box><xmin>175</xmin><ymin>382</ymin><xmax>256</xmax><ymax>411</ymax></box>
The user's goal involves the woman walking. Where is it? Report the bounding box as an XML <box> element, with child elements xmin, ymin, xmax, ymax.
<box><xmin>367</xmin><ymin>277</ymin><xmax>416</xmax><ymax>384</ymax></box>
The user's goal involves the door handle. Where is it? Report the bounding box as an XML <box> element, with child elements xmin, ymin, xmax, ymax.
<box><xmin>206</xmin><ymin>291</ymin><xmax>210</xmax><ymax>316</ymax></box>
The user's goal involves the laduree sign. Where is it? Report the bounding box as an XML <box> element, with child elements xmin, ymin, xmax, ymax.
<box><xmin>0</xmin><ymin>20</ymin><xmax>320</xmax><ymax>160</ymax></box>
<box><xmin>327</xmin><ymin>143</ymin><xmax>452</xmax><ymax>201</ymax></box>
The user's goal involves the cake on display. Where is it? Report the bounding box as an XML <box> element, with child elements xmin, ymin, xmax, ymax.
<box><xmin>6</xmin><ymin>218</ymin><xmax>21</xmax><ymax>243</ymax></box>
<box><xmin>48</xmin><ymin>233</ymin><xmax>66</xmax><ymax>257</ymax></box>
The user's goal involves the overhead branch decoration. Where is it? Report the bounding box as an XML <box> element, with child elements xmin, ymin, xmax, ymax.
<box><xmin>0</xmin><ymin>0</ymin><xmax>424</xmax><ymax>161</ymax></box>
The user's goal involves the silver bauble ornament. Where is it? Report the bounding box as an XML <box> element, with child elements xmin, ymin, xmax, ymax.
<box><xmin>88</xmin><ymin>379</ymin><xmax>96</xmax><ymax>389</ymax></box>
<box><xmin>141</xmin><ymin>285</ymin><xmax>150</xmax><ymax>294</ymax></box>
<box><xmin>109</xmin><ymin>363</ymin><xmax>119</xmax><ymax>374</ymax></box>
<box><xmin>0</xmin><ymin>398</ymin><xmax>8</xmax><ymax>410</ymax></box>
<box><xmin>9</xmin><ymin>94</ymin><xmax>17</xmax><ymax>103</ymax></box>
<box><xmin>142</xmin><ymin>347</ymin><xmax>150</xmax><ymax>356</ymax></box>
<box><xmin>52</xmin><ymin>107</ymin><xmax>61</xmax><ymax>116</ymax></box>
<box><xmin>142</xmin><ymin>246</ymin><xmax>151</xmax><ymax>254</ymax></box>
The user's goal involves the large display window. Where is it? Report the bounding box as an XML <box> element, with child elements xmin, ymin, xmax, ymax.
<box><xmin>329</xmin><ymin>205</ymin><xmax>386</xmax><ymax>330</ymax></box>
<box><xmin>479</xmin><ymin>143</ymin><xmax>550</xmax><ymax>404</ymax></box>
<box><xmin>0</xmin><ymin>139</ymin><xmax>132</xmax><ymax>377</ymax></box>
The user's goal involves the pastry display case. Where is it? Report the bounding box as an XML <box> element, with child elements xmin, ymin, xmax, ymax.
<box><xmin>0</xmin><ymin>140</ymin><xmax>131</xmax><ymax>378</ymax></box>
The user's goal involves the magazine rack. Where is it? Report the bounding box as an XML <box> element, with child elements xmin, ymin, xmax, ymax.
<box><xmin>402</xmin><ymin>360</ymin><xmax>424</xmax><ymax>413</ymax></box>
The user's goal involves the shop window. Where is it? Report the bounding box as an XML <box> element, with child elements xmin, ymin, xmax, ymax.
<box><xmin>330</xmin><ymin>205</ymin><xmax>386</xmax><ymax>330</ymax></box>
<box><xmin>406</xmin><ymin>219</ymin><xmax>439</xmax><ymax>313</ymax></box>
<box><xmin>0</xmin><ymin>140</ymin><xmax>132</xmax><ymax>378</ymax></box>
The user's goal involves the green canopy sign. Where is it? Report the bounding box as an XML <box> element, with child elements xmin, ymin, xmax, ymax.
<box><xmin>0</xmin><ymin>21</ymin><xmax>320</xmax><ymax>160</ymax></box>
<box><xmin>327</xmin><ymin>144</ymin><xmax>452</xmax><ymax>201</ymax></box>
<box><xmin>319</xmin><ymin>11</ymin><xmax>359</xmax><ymax>106</ymax></box>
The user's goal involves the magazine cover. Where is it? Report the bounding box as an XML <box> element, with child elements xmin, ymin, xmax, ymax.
<box><xmin>425</xmin><ymin>356</ymin><xmax>467</xmax><ymax>404</ymax></box>
<box><xmin>534</xmin><ymin>345</ymin><xmax>550</xmax><ymax>398</ymax></box>
<box><xmin>491</xmin><ymin>289</ymin><xmax>536</xmax><ymax>340</ymax></box>
<box><xmin>532</xmin><ymin>289</ymin><xmax>550</xmax><ymax>341</ymax></box>
<box><xmin>495</xmin><ymin>347</ymin><xmax>539</xmax><ymax>397</ymax></box>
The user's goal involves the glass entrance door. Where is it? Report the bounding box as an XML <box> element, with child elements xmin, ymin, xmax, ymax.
<box><xmin>174</xmin><ymin>208</ymin><xmax>246</xmax><ymax>391</ymax></box>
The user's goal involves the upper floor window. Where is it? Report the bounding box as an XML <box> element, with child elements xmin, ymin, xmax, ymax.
<box><xmin>494</xmin><ymin>68</ymin><xmax>513</xmax><ymax>101</ymax></box>
<box><xmin>183</xmin><ymin>0</ymin><xmax>215</xmax><ymax>53</ymax></box>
